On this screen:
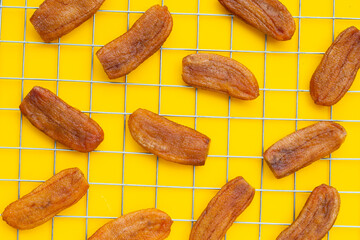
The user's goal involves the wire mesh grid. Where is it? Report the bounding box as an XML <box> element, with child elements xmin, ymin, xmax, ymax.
<box><xmin>0</xmin><ymin>0</ymin><xmax>360</xmax><ymax>239</ymax></box>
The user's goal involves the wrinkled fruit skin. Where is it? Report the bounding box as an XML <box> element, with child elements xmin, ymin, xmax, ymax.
<box><xmin>2</xmin><ymin>168</ymin><xmax>89</xmax><ymax>230</ymax></box>
<box><xmin>277</xmin><ymin>184</ymin><xmax>340</xmax><ymax>240</ymax></box>
<box><xmin>96</xmin><ymin>5</ymin><xmax>173</xmax><ymax>79</ymax></box>
<box><xmin>218</xmin><ymin>0</ymin><xmax>295</xmax><ymax>41</ymax></box>
<box><xmin>128</xmin><ymin>108</ymin><xmax>210</xmax><ymax>166</ymax></box>
<box><xmin>189</xmin><ymin>176</ymin><xmax>255</xmax><ymax>240</ymax></box>
<box><xmin>20</xmin><ymin>86</ymin><xmax>104</xmax><ymax>153</ymax></box>
<box><xmin>30</xmin><ymin>0</ymin><xmax>105</xmax><ymax>42</ymax></box>
<box><xmin>88</xmin><ymin>208</ymin><xmax>172</xmax><ymax>240</ymax></box>
<box><xmin>182</xmin><ymin>53</ymin><xmax>259</xmax><ymax>100</ymax></box>
<box><xmin>310</xmin><ymin>26</ymin><xmax>360</xmax><ymax>106</ymax></box>
<box><xmin>264</xmin><ymin>122</ymin><xmax>346</xmax><ymax>179</ymax></box>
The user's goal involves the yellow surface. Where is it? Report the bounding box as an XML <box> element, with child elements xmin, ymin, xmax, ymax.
<box><xmin>1</xmin><ymin>0</ymin><xmax>360</xmax><ymax>239</ymax></box>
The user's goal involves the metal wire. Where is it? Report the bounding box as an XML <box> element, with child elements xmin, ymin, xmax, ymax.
<box><xmin>1</xmin><ymin>0</ymin><xmax>360</xmax><ymax>239</ymax></box>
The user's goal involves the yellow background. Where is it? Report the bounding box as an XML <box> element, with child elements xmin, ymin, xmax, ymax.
<box><xmin>1</xmin><ymin>0</ymin><xmax>360</xmax><ymax>239</ymax></box>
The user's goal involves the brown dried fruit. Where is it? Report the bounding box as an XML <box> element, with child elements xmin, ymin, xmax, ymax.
<box><xmin>310</xmin><ymin>26</ymin><xmax>360</xmax><ymax>106</ymax></box>
<box><xmin>88</xmin><ymin>208</ymin><xmax>172</xmax><ymax>240</ymax></box>
<box><xmin>218</xmin><ymin>0</ymin><xmax>295</xmax><ymax>41</ymax></box>
<box><xmin>20</xmin><ymin>86</ymin><xmax>104</xmax><ymax>152</ymax></box>
<box><xmin>182</xmin><ymin>53</ymin><xmax>259</xmax><ymax>100</ymax></box>
<box><xmin>277</xmin><ymin>184</ymin><xmax>340</xmax><ymax>240</ymax></box>
<box><xmin>189</xmin><ymin>176</ymin><xmax>255</xmax><ymax>240</ymax></box>
<box><xmin>128</xmin><ymin>108</ymin><xmax>210</xmax><ymax>166</ymax></box>
<box><xmin>2</xmin><ymin>168</ymin><xmax>89</xmax><ymax>230</ymax></box>
<box><xmin>30</xmin><ymin>0</ymin><xmax>105</xmax><ymax>42</ymax></box>
<box><xmin>96</xmin><ymin>5</ymin><xmax>173</xmax><ymax>79</ymax></box>
<box><xmin>264</xmin><ymin>122</ymin><xmax>346</xmax><ymax>179</ymax></box>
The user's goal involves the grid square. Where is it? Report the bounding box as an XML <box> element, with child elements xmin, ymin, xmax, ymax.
<box><xmin>21</xmin><ymin>150</ymin><xmax>54</xmax><ymax>180</ymax></box>
<box><xmin>0</xmin><ymin>79</ymin><xmax>22</xmax><ymax>108</ymax></box>
<box><xmin>55</xmin><ymin>151</ymin><xmax>89</xmax><ymax>176</ymax></box>
<box><xmin>266</xmin><ymin>54</ymin><xmax>298</xmax><ymax>90</ymax></box>
<box><xmin>163</xmin><ymin>15</ymin><xmax>198</xmax><ymax>49</ymax></box>
<box><xmin>0</xmin><ymin>111</ymin><xmax>20</xmax><ymax>148</ymax></box>
<box><xmin>195</xmin><ymin>157</ymin><xmax>227</xmax><ymax>188</ymax></box>
<box><xmin>302</xmin><ymin>0</ymin><xmax>334</xmax><ymax>17</ymax></box>
<box><xmin>160</xmin><ymin>86</ymin><xmax>196</xmax><ymax>115</ymax></box>
<box><xmin>297</xmin><ymin>92</ymin><xmax>330</xmax><ymax>120</ymax></box>
<box><xmin>158</xmin><ymin>157</ymin><xmax>193</xmax><ymax>187</ymax></box>
<box><xmin>164</xmin><ymin>0</ymin><xmax>197</xmax><ymax>13</ymax></box>
<box><xmin>157</xmin><ymin>187</ymin><xmax>193</xmax><ymax>219</ymax></box>
<box><xmin>228</xmin><ymin>158</ymin><xmax>262</xmax><ymax>189</ymax></box>
<box><xmin>229</xmin><ymin>119</ymin><xmax>263</xmax><ymax>157</ymax></box>
<box><xmin>300</xmin><ymin>18</ymin><xmax>333</xmax><ymax>53</ymax></box>
<box><xmin>99</xmin><ymin>0</ymin><xmax>128</xmax><ymax>11</ymax></box>
<box><xmin>261</xmin><ymin>191</ymin><xmax>294</xmax><ymax>223</ymax></box>
<box><xmin>122</xmin><ymin>186</ymin><xmax>156</xmax><ymax>213</ymax></box>
<box><xmin>53</xmin><ymin>218</ymin><xmax>86</xmax><ymax>240</ymax></box>
<box><xmin>193</xmin><ymin>188</ymin><xmax>218</xmax><ymax>219</ymax></box>
<box><xmin>161</xmin><ymin>50</ymin><xmax>194</xmax><ymax>86</ymax></box>
<box><xmin>88</xmin><ymin>184</ymin><xmax>122</xmax><ymax>217</ymax></box>
<box><xmin>91</xmin><ymin>82</ymin><xmax>125</xmax><ymax>112</ymax></box>
<box><xmin>130</xmin><ymin>0</ymin><xmax>162</xmax><ymax>12</ymax></box>
<box><xmin>124</xmin><ymin>154</ymin><xmax>156</xmax><ymax>185</ymax></box>
<box><xmin>335</xmin><ymin>193</ymin><xmax>360</xmax><ymax>226</ymax></box>
<box><xmin>18</xmin><ymin>221</ymin><xmax>52</xmax><ymax>240</ymax></box>
<box><xmin>196</xmin><ymin>118</ymin><xmax>228</xmax><ymax>156</ymax></box>
<box><xmin>126</xmin><ymin>85</ymin><xmax>159</xmax><ymax>113</ymax></box>
<box><xmin>265</xmin><ymin>91</ymin><xmax>297</xmax><ymax>119</ymax></box>
<box><xmin>227</xmin><ymin>224</ymin><xmax>259</xmax><ymax>240</ymax></box>
<box><xmin>332</xmin><ymin>160</ymin><xmax>360</xmax><ymax>192</ymax></box>
<box><xmin>87</xmin><ymin>218</ymin><xmax>111</xmax><ymax>239</ymax></box>
<box><xmin>298</xmin><ymin>53</ymin><xmax>323</xmax><ymax>90</ymax></box>
<box><xmin>59</xmin><ymin>46</ymin><xmax>92</xmax><ymax>81</ymax></box>
<box><xmin>94</xmin><ymin>12</ymin><xmax>128</xmax><ymax>46</ymax></box>
<box><xmin>0</xmin><ymin>149</ymin><xmax>19</xmax><ymax>179</ymax></box>
<box><xmin>199</xmin><ymin>15</ymin><xmax>231</xmax><ymax>50</ymax></box>
<box><xmin>0</xmin><ymin>43</ymin><xmax>24</xmax><ymax>78</ymax></box>
<box><xmin>196</xmin><ymin>88</ymin><xmax>229</xmax><ymax>116</ymax></box>
<box><xmin>0</xmin><ymin>8</ymin><xmax>25</xmax><ymax>41</ymax></box>
<box><xmin>89</xmin><ymin>152</ymin><xmax>123</xmax><ymax>184</ymax></box>
<box><xmin>232</xmin><ymin>18</ymin><xmax>265</xmax><ymax>52</ymax></box>
<box><xmin>59</xmin><ymin>17</ymin><xmax>94</xmax><ymax>45</ymax></box>
<box><xmin>58</xmin><ymin>81</ymin><xmax>91</xmax><ymax>111</ymax></box>
<box><xmin>168</xmin><ymin>221</ymin><xmax>192</xmax><ymax>240</ymax></box>
<box><xmin>332</xmin><ymin>122</ymin><xmax>360</xmax><ymax>158</ymax></box>
<box><xmin>335</xmin><ymin>0</ymin><xmax>360</xmax><ymax>18</ymax></box>
<box><xmin>126</xmin><ymin>52</ymin><xmax>161</xmax><ymax>85</ymax></box>
<box><xmin>24</xmin><ymin>43</ymin><xmax>59</xmax><ymax>79</ymax></box>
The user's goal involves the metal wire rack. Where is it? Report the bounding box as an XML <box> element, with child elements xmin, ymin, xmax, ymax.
<box><xmin>0</xmin><ymin>0</ymin><xmax>360</xmax><ymax>239</ymax></box>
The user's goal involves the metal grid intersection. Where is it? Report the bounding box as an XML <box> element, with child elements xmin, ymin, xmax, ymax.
<box><xmin>0</xmin><ymin>0</ymin><xmax>359</xmax><ymax>240</ymax></box>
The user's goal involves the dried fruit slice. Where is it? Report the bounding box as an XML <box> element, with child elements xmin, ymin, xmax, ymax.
<box><xmin>182</xmin><ymin>53</ymin><xmax>259</xmax><ymax>100</ymax></box>
<box><xmin>310</xmin><ymin>26</ymin><xmax>360</xmax><ymax>106</ymax></box>
<box><xmin>128</xmin><ymin>108</ymin><xmax>210</xmax><ymax>166</ymax></box>
<box><xmin>20</xmin><ymin>86</ymin><xmax>104</xmax><ymax>152</ymax></box>
<box><xmin>2</xmin><ymin>168</ymin><xmax>89</xmax><ymax>230</ymax></box>
<box><xmin>277</xmin><ymin>184</ymin><xmax>340</xmax><ymax>240</ymax></box>
<box><xmin>218</xmin><ymin>0</ymin><xmax>296</xmax><ymax>41</ymax></box>
<box><xmin>189</xmin><ymin>176</ymin><xmax>255</xmax><ymax>240</ymax></box>
<box><xmin>88</xmin><ymin>208</ymin><xmax>172</xmax><ymax>240</ymax></box>
<box><xmin>96</xmin><ymin>5</ymin><xmax>173</xmax><ymax>79</ymax></box>
<box><xmin>264</xmin><ymin>122</ymin><xmax>346</xmax><ymax>178</ymax></box>
<box><xmin>30</xmin><ymin>0</ymin><xmax>106</xmax><ymax>42</ymax></box>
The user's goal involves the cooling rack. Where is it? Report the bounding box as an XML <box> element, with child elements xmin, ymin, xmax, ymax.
<box><xmin>0</xmin><ymin>0</ymin><xmax>360</xmax><ymax>239</ymax></box>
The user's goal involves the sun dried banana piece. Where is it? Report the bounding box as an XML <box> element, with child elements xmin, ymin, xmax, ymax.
<box><xmin>2</xmin><ymin>168</ymin><xmax>89</xmax><ymax>230</ymax></box>
<box><xmin>88</xmin><ymin>208</ymin><xmax>172</xmax><ymax>240</ymax></box>
<box><xmin>182</xmin><ymin>53</ymin><xmax>259</xmax><ymax>100</ymax></box>
<box><xmin>190</xmin><ymin>176</ymin><xmax>255</xmax><ymax>240</ymax></box>
<box><xmin>30</xmin><ymin>0</ymin><xmax>105</xmax><ymax>42</ymax></box>
<box><xmin>310</xmin><ymin>26</ymin><xmax>360</xmax><ymax>106</ymax></box>
<box><xmin>20</xmin><ymin>86</ymin><xmax>104</xmax><ymax>153</ymax></box>
<box><xmin>264</xmin><ymin>122</ymin><xmax>346</xmax><ymax>179</ymax></box>
<box><xmin>218</xmin><ymin>0</ymin><xmax>296</xmax><ymax>41</ymax></box>
<box><xmin>128</xmin><ymin>108</ymin><xmax>210</xmax><ymax>166</ymax></box>
<box><xmin>97</xmin><ymin>5</ymin><xmax>173</xmax><ymax>79</ymax></box>
<box><xmin>277</xmin><ymin>184</ymin><xmax>340</xmax><ymax>240</ymax></box>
